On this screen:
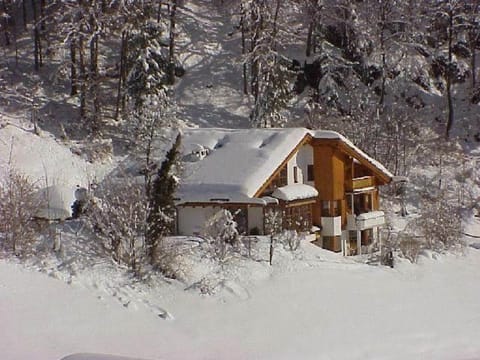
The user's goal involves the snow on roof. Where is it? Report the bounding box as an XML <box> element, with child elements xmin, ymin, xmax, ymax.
<box><xmin>177</xmin><ymin>128</ymin><xmax>307</xmax><ymax>202</ymax></box>
<box><xmin>176</xmin><ymin>128</ymin><xmax>393</xmax><ymax>203</ymax></box>
<box><xmin>272</xmin><ymin>184</ymin><xmax>318</xmax><ymax>201</ymax></box>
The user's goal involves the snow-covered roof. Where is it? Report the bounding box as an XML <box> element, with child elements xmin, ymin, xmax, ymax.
<box><xmin>176</xmin><ymin>128</ymin><xmax>393</xmax><ymax>204</ymax></box>
<box><xmin>272</xmin><ymin>184</ymin><xmax>318</xmax><ymax>201</ymax></box>
<box><xmin>177</xmin><ymin>128</ymin><xmax>307</xmax><ymax>203</ymax></box>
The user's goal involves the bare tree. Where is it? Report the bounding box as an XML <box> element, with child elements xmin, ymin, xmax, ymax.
<box><xmin>0</xmin><ymin>168</ymin><xmax>42</xmax><ymax>256</ymax></box>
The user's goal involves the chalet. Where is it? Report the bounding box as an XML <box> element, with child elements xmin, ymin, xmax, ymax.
<box><xmin>175</xmin><ymin>128</ymin><xmax>394</xmax><ymax>255</ymax></box>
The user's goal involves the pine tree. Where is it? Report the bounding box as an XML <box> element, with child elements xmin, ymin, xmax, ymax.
<box><xmin>242</xmin><ymin>0</ymin><xmax>294</xmax><ymax>128</ymax></box>
<box><xmin>126</xmin><ymin>20</ymin><xmax>169</xmax><ymax>110</ymax></box>
<box><xmin>146</xmin><ymin>133</ymin><xmax>181</xmax><ymax>266</ymax></box>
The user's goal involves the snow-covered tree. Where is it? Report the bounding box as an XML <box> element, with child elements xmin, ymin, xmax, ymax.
<box><xmin>88</xmin><ymin>177</ymin><xmax>148</xmax><ymax>271</ymax></box>
<box><xmin>241</xmin><ymin>0</ymin><xmax>295</xmax><ymax>128</ymax></box>
<box><xmin>0</xmin><ymin>169</ymin><xmax>42</xmax><ymax>256</ymax></box>
<box><xmin>416</xmin><ymin>190</ymin><xmax>463</xmax><ymax>251</ymax></box>
<box><xmin>126</xmin><ymin>20</ymin><xmax>170</xmax><ymax>110</ymax></box>
<box><xmin>203</xmin><ymin>209</ymin><xmax>240</xmax><ymax>261</ymax></box>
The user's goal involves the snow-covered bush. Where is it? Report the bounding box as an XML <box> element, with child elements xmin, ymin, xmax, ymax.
<box><xmin>88</xmin><ymin>177</ymin><xmax>148</xmax><ymax>271</ymax></box>
<box><xmin>398</xmin><ymin>235</ymin><xmax>421</xmax><ymax>263</ymax></box>
<box><xmin>278</xmin><ymin>229</ymin><xmax>302</xmax><ymax>252</ymax></box>
<box><xmin>264</xmin><ymin>207</ymin><xmax>283</xmax><ymax>235</ymax></box>
<box><xmin>416</xmin><ymin>192</ymin><xmax>463</xmax><ymax>252</ymax></box>
<box><xmin>0</xmin><ymin>169</ymin><xmax>42</xmax><ymax>256</ymax></box>
<box><xmin>203</xmin><ymin>209</ymin><xmax>240</xmax><ymax>261</ymax></box>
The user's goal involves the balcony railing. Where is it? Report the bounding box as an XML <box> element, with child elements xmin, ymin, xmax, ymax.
<box><xmin>346</xmin><ymin>211</ymin><xmax>385</xmax><ymax>231</ymax></box>
<box><xmin>346</xmin><ymin>176</ymin><xmax>375</xmax><ymax>191</ymax></box>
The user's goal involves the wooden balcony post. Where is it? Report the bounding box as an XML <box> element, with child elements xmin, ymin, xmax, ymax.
<box><xmin>357</xmin><ymin>230</ymin><xmax>362</xmax><ymax>255</ymax></box>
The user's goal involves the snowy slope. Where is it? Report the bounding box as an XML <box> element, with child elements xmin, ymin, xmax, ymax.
<box><xmin>2</xmin><ymin>242</ymin><xmax>480</xmax><ymax>360</ymax></box>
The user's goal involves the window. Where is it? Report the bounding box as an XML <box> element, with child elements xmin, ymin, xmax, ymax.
<box><xmin>279</xmin><ymin>166</ymin><xmax>287</xmax><ymax>186</ymax></box>
<box><xmin>307</xmin><ymin>164</ymin><xmax>314</xmax><ymax>181</ymax></box>
<box><xmin>293</xmin><ymin>166</ymin><xmax>298</xmax><ymax>183</ymax></box>
<box><xmin>353</xmin><ymin>192</ymin><xmax>373</xmax><ymax>215</ymax></box>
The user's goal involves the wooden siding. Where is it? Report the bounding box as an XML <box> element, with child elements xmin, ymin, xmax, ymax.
<box><xmin>312</xmin><ymin>138</ymin><xmax>392</xmax><ymax>185</ymax></box>
<box><xmin>347</xmin><ymin>176</ymin><xmax>376</xmax><ymax>191</ymax></box>
<box><xmin>313</xmin><ymin>145</ymin><xmax>345</xmax><ymax>201</ymax></box>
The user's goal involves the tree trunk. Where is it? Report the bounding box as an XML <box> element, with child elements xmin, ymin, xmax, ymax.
<box><xmin>79</xmin><ymin>36</ymin><xmax>87</xmax><ymax>119</ymax></box>
<box><xmin>445</xmin><ymin>7</ymin><xmax>454</xmax><ymax>139</ymax></box>
<box><xmin>168</xmin><ymin>0</ymin><xmax>177</xmax><ymax>85</ymax></box>
<box><xmin>157</xmin><ymin>0</ymin><xmax>162</xmax><ymax>23</ymax></box>
<box><xmin>22</xmin><ymin>0</ymin><xmax>27</xmax><ymax>30</ymax></box>
<box><xmin>70</xmin><ymin>36</ymin><xmax>78</xmax><ymax>96</ymax></box>
<box><xmin>40</xmin><ymin>0</ymin><xmax>45</xmax><ymax>31</ymax></box>
<box><xmin>306</xmin><ymin>21</ymin><xmax>313</xmax><ymax>57</ymax></box>
<box><xmin>115</xmin><ymin>30</ymin><xmax>127</xmax><ymax>120</ymax></box>
<box><xmin>271</xmin><ymin>0</ymin><xmax>281</xmax><ymax>51</ymax></box>
<box><xmin>240</xmin><ymin>4</ymin><xmax>248</xmax><ymax>95</ymax></box>
<box><xmin>2</xmin><ymin>0</ymin><xmax>10</xmax><ymax>46</ymax></box>
<box><xmin>89</xmin><ymin>15</ymin><xmax>99</xmax><ymax>135</ymax></box>
<box><xmin>31</xmin><ymin>0</ymin><xmax>40</xmax><ymax>70</ymax></box>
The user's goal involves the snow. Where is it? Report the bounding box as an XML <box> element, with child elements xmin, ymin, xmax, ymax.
<box><xmin>35</xmin><ymin>185</ymin><xmax>74</xmax><ymax>220</ymax></box>
<box><xmin>356</xmin><ymin>210</ymin><xmax>385</xmax><ymax>221</ymax></box>
<box><xmin>0</xmin><ymin>124</ymin><xmax>112</xmax><ymax>194</ymax></box>
<box><xmin>272</xmin><ymin>183</ymin><xmax>318</xmax><ymax>201</ymax></box>
<box><xmin>2</xmin><ymin>239</ymin><xmax>480</xmax><ymax>360</ymax></box>
<box><xmin>61</xmin><ymin>355</ymin><xmax>151</xmax><ymax>360</ymax></box>
<box><xmin>177</xmin><ymin>127</ymin><xmax>308</xmax><ymax>202</ymax></box>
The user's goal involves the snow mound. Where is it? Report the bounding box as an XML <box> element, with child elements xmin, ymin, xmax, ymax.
<box><xmin>35</xmin><ymin>185</ymin><xmax>75</xmax><ymax>220</ymax></box>
<box><xmin>272</xmin><ymin>183</ymin><xmax>318</xmax><ymax>201</ymax></box>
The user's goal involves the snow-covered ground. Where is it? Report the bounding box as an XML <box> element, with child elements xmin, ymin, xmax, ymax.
<box><xmin>2</xmin><ymin>227</ymin><xmax>480</xmax><ymax>360</ymax></box>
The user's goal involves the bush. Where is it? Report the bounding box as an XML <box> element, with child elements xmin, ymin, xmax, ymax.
<box><xmin>203</xmin><ymin>209</ymin><xmax>240</xmax><ymax>261</ymax></box>
<box><xmin>88</xmin><ymin>177</ymin><xmax>148</xmax><ymax>270</ymax></box>
<box><xmin>416</xmin><ymin>192</ymin><xmax>463</xmax><ymax>251</ymax></box>
<box><xmin>399</xmin><ymin>236</ymin><xmax>421</xmax><ymax>263</ymax></box>
<box><xmin>0</xmin><ymin>169</ymin><xmax>42</xmax><ymax>256</ymax></box>
<box><xmin>278</xmin><ymin>229</ymin><xmax>301</xmax><ymax>251</ymax></box>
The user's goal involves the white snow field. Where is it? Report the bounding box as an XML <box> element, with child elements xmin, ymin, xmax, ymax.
<box><xmin>2</xmin><ymin>236</ymin><xmax>480</xmax><ymax>360</ymax></box>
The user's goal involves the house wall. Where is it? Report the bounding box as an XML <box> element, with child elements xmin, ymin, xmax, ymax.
<box><xmin>248</xmin><ymin>206</ymin><xmax>264</xmax><ymax>234</ymax></box>
<box><xmin>177</xmin><ymin>205</ymin><xmax>266</xmax><ymax>236</ymax></box>
<box><xmin>313</xmin><ymin>145</ymin><xmax>345</xmax><ymax>200</ymax></box>
<box><xmin>312</xmin><ymin>144</ymin><xmax>346</xmax><ymax>226</ymax></box>
<box><xmin>177</xmin><ymin>206</ymin><xmax>220</xmax><ymax>235</ymax></box>
<box><xmin>286</xmin><ymin>144</ymin><xmax>314</xmax><ymax>186</ymax></box>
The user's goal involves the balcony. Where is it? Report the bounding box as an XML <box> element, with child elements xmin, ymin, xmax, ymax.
<box><xmin>347</xmin><ymin>211</ymin><xmax>385</xmax><ymax>231</ymax></box>
<box><xmin>347</xmin><ymin>176</ymin><xmax>375</xmax><ymax>191</ymax></box>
